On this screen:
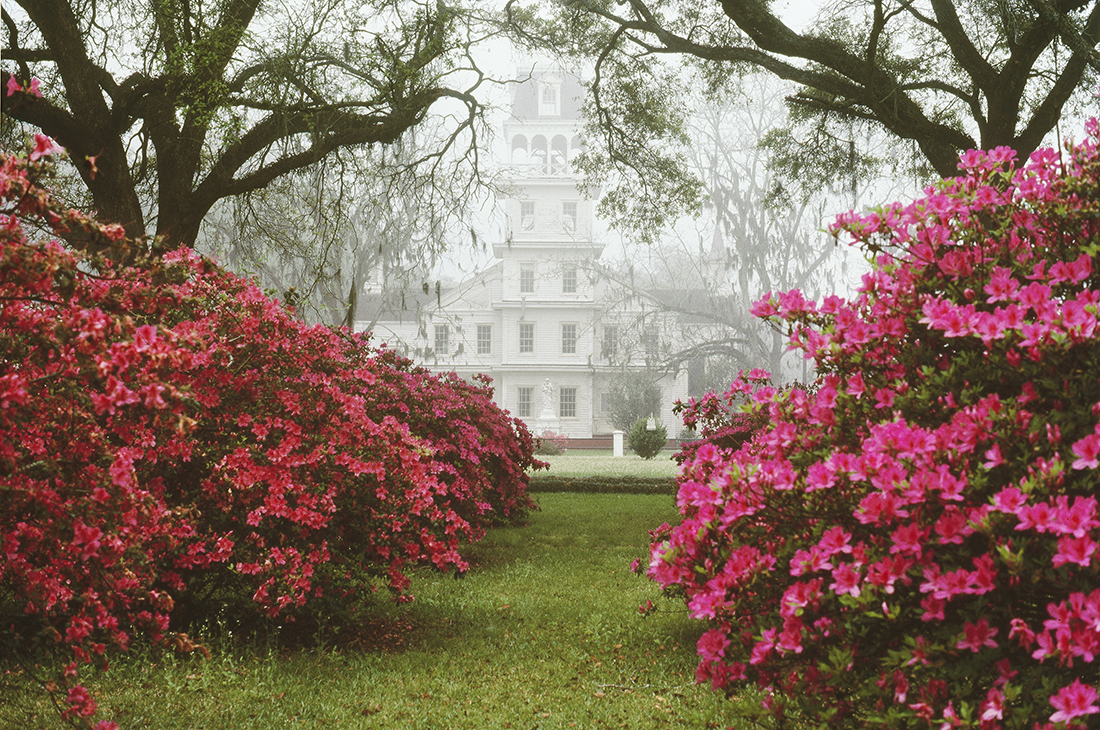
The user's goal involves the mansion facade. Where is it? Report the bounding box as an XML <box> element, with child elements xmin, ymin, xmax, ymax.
<box><xmin>356</xmin><ymin>66</ymin><xmax>690</xmax><ymax>439</ymax></box>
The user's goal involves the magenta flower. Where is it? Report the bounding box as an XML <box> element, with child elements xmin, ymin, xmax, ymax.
<box><xmin>750</xmin><ymin>292</ymin><xmax>777</xmax><ymax>317</ymax></box>
<box><xmin>697</xmin><ymin>628</ymin><xmax>730</xmax><ymax>662</ymax></box>
<box><xmin>981</xmin><ymin>687</ymin><xmax>1005</xmax><ymax>721</ymax></box>
<box><xmin>1049</xmin><ymin>680</ymin><xmax>1100</xmax><ymax>724</ymax></box>
<box><xmin>992</xmin><ymin>486</ymin><xmax>1027</xmax><ymax>513</ymax></box>
<box><xmin>984</xmin><ymin>266</ymin><xmax>1019</xmax><ymax>303</ymax></box>
<box><xmin>1071</xmin><ymin>432</ymin><xmax>1100</xmax><ymax>470</ymax></box>
<box><xmin>1052</xmin><ymin>535</ymin><xmax>1097</xmax><ymax>568</ymax></box>
<box><xmin>983</xmin><ymin>443</ymin><xmax>1005</xmax><ymax>469</ymax></box>
<box><xmin>956</xmin><ymin>619</ymin><xmax>998</xmax><ymax>652</ymax></box>
<box><xmin>889</xmin><ymin>522</ymin><xmax>927</xmax><ymax>555</ymax></box>
<box><xmin>818</xmin><ymin>525</ymin><xmax>854</xmax><ymax>556</ymax></box>
<box><xmin>29</xmin><ymin>133</ymin><xmax>63</xmax><ymax>161</ymax></box>
<box><xmin>829</xmin><ymin>563</ymin><xmax>862</xmax><ymax>598</ymax></box>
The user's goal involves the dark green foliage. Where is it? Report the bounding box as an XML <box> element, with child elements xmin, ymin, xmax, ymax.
<box><xmin>628</xmin><ymin>418</ymin><xmax>667</xmax><ymax>460</ymax></box>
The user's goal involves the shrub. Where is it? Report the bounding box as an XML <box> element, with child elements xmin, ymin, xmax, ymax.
<box><xmin>648</xmin><ymin>124</ymin><xmax>1100</xmax><ymax>727</ymax></box>
<box><xmin>0</xmin><ymin>145</ymin><xmax>537</xmax><ymax>726</ymax></box>
<box><xmin>527</xmin><ymin>475</ymin><xmax>676</xmax><ymax>494</ymax></box>
<box><xmin>628</xmin><ymin>418</ymin><xmax>667</xmax><ymax>459</ymax></box>
<box><xmin>535</xmin><ymin>430</ymin><xmax>568</xmax><ymax>456</ymax></box>
<box><xmin>671</xmin><ymin>376</ymin><xmax>776</xmax><ymax>466</ymax></box>
<box><xmin>676</xmin><ymin>425</ymin><xmax>699</xmax><ymax>441</ymax></box>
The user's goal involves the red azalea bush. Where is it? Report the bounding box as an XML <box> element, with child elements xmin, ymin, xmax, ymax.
<box><xmin>356</xmin><ymin>351</ymin><xmax>542</xmax><ymax>538</ymax></box>
<box><xmin>649</xmin><ymin>123</ymin><xmax>1100</xmax><ymax>728</ymax></box>
<box><xmin>0</xmin><ymin>147</ymin><xmax>537</xmax><ymax>725</ymax></box>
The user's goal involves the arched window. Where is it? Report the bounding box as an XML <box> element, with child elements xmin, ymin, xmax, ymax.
<box><xmin>511</xmin><ymin>135</ymin><xmax>528</xmax><ymax>165</ymax></box>
<box><xmin>530</xmin><ymin>135</ymin><xmax>549</xmax><ymax>175</ymax></box>
<box><xmin>551</xmin><ymin>135</ymin><xmax>569</xmax><ymax>175</ymax></box>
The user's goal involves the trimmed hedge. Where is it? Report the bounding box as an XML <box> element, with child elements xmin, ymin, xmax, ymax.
<box><xmin>527</xmin><ymin>475</ymin><xmax>676</xmax><ymax>494</ymax></box>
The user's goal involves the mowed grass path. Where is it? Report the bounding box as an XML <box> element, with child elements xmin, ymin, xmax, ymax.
<box><xmin>4</xmin><ymin>491</ymin><xmax>754</xmax><ymax>729</ymax></box>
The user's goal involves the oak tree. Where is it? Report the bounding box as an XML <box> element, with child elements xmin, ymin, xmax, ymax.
<box><xmin>507</xmin><ymin>0</ymin><xmax>1100</xmax><ymax>232</ymax></box>
<box><xmin>2</xmin><ymin>0</ymin><xmax>490</xmax><ymax>251</ymax></box>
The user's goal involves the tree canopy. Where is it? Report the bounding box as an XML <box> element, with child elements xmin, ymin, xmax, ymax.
<box><xmin>1</xmin><ymin>0</ymin><xmax>493</xmax><ymax>250</ymax></box>
<box><xmin>507</xmin><ymin>0</ymin><xmax>1100</xmax><ymax>227</ymax></box>
<box><xmin>585</xmin><ymin>76</ymin><xmax>867</xmax><ymax>386</ymax></box>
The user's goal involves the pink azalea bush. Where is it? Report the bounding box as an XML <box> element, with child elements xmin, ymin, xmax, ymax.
<box><xmin>649</xmin><ymin>123</ymin><xmax>1100</xmax><ymax>727</ymax></box>
<box><xmin>535</xmin><ymin>430</ymin><xmax>569</xmax><ymax>456</ymax></box>
<box><xmin>0</xmin><ymin>147</ymin><xmax>538</xmax><ymax>726</ymax></box>
<box><xmin>671</xmin><ymin>375</ymin><xmax>805</xmax><ymax>466</ymax></box>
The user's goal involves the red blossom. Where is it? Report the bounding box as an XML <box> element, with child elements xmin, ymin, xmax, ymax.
<box><xmin>1</xmin><ymin>147</ymin><xmax>539</xmax><ymax>727</ymax></box>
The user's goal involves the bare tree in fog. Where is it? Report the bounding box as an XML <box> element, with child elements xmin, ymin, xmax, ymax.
<box><xmin>589</xmin><ymin>76</ymin><xmax>873</xmax><ymax>388</ymax></box>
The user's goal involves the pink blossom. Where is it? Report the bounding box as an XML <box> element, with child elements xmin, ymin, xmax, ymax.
<box><xmin>1009</xmin><ymin>617</ymin><xmax>1036</xmax><ymax>647</ymax></box>
<box><xmin>1049</xmin><ymin>680</ymin><xmax>1100</xmax><ymax>724</ymax></box>
<box><xmin>994</xmin><ymin>658</ymin><xmax>1018</xmax><ymax>686</ymax></box>
<box><xmin>1070</xmin><ymin>432</ymin><xmax>1100</xmax><ymax>470</ymax></box>
<box><xmin>857</xmin><ymin>491</ymin><xmax>908</xmax><ymax>525</ymax></box>
<box><xmin>65</xmin><ymin>685</ymin><xmax>97</xmax><ymax>718</ymax></box>
<box><xmin>750</xmin><ymin>628</ymin><xmax>777</xmax><ymax>665</ymax></box>
<box><xmin>688</xmin><ymin>589</ymin><xmax>727</xmax><ymax>619</ymax></box>
<box><xmin>939</xmin><ymin>700</ymin><xmax>963</xmax><ymax>730</ymax></box>
<box><xmin>830</xmin><ymin>562</ymin><xmax>862</xmax><ymax>598</ymax></box>
<box><xmin>1062</xmin><ymin>298</ymin><xmax>1098</xmax><ymax>338</ymax></box>
<box><xmin>6</xmin><ymin>76</ymin><xmax>43</xmax><ymax>98</ymax></box>
<box><xmin>1016</xmin><ymin>501</ymin><xmax>1058</xmax><ymax>532</ymax></box>
<box><xmin>846</xmin><ymin>371</ymin><xmax>866</xmax><ymax>398</ymax></box>
<box><xmin>1052</xmin><ymin>535</ymin><xmax>1097</xmax><ymax>568</ymax></box>
<box><xmin>981</xmin><ymin>687</ymin><xmax>1005</xmax><ymax>722</ymax></box>
<box><xmin>30</xmin><ymin>133</ymin><xmax>63</xmax><ymax>161</ymax></box>
<box><xmin>789</xmin><ymin>547</ymin><xmax>832</xmax><ymax>576</ymax></box>
<box><xmin>958</xmin><ymin>148</ymin><xmax>985</xmax><ymax>171</ymax></box>
<box><xmin>934</xmin><ymin>507</ymin><xmax>969</xmax><ymax>544</ymax></box>
<box><xmin>777</xmin><ymin>615</ymin><xmax>805</xmax><ymax>654</ymax></box>
<box><xmin>956</xmin><ymin>619</ymin><xmax>998</xmax><ymax>652</ymax></box>
<box><xmin>1053</xmin><ymin>496</ymin><xmax>1099</xmax><ymax>538</ymax></box>
<box><xmin>983</xmin><ymin>443</ymin><xmax>1005</xmax><ymax>469</ymax></box>
<box><xmin>697</xmin><ymin>628</ymin><xmax>730</xmax><ymax>662</ymax></box>
<box><xmin>984</xmin><ymin>266</ymin><xmax>1019</xmax><ymax>303</ymax></box>
<box><xmin>817</xmin><ymin>526</ymin><xmax>853</xmax><ymax>556</ymax></box>
<box><xmin>907</xmin><ymin>636</ymin><xmax>932</xmax><ymax>666</ymax></box>
<box><xmin>991</xmin><ymin>486</ymin><xmax>1027</xmax><ymax>513</ymax></box>
<box><xmin>1049</xmin><ymin>254</ymin><xmax>1093</xmax><ymax>284</ymax></box>
<box><xmin>805</xmin><ymin>461</ymin><xmax>836</xmax><ymax>491</ymax></box>
<box><xmin>750</xmin><ymin>292</ymin><xmax>777</xmax><ymax>317</ymax></box>
<box><xmin>782</xmin><ymin>579</ymin><xmax>823</xmax><ymax>616</ymax></box>
<box><xmin>889</xmin><ymin>522</ymin><xmax>927</xmax><ymax>555</ymax></box>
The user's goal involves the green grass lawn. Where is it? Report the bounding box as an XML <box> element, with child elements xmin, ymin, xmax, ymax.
<box><xmin>534</xmin><ymin>450</ymin><xmax>681</xmax><ymax>479</ymax></box>
<box><xmin>3</xmin><ymin>493</ymin><xmax>756</xmax><ymax>729</ymax></box>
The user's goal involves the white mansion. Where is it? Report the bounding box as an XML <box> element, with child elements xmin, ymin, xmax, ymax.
<box><xmin>356</xmin><ymin>67</ymin><xmax>691</xmax><ymax>439</ymax></box>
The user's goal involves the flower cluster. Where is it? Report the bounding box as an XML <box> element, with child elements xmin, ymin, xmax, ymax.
<box><xmin>0</xmin><ymin>147</ymin><xmax>539</xmax><ymax>726</ymax></box>
<box><xmin>535</xmin><ymin>430</ymin><xmax>569</xmax><ymax>456</ymax></box>
<box><xmin>649</xmin><ymin>123</ymin><xmax>1100</xmax><ymax>727</ymax></box>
